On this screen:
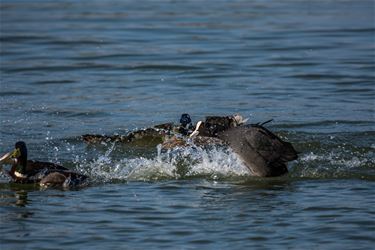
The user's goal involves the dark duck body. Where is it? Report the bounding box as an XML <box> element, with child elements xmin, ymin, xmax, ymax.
<box><xmin>187</xmin><ymin>116</ymin><xmax>298</xmax><ymax>177</ymax></box>
<box><xmin>218</xmin><ymin>124</ymin><xmax>298</xmax><ymax>177</ymax></box>
<box><xmin>0</xmin><ymin>141</ymin><xmax>88</xmax><ymax>187</ymax></box>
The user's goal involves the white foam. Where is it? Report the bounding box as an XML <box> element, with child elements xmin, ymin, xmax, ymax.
<box><xmin>79</xmin><ymin>143</ymin><xmax>250</xmax><ymax>183</ymax></box>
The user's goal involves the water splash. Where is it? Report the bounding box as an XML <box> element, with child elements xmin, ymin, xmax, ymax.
<box><xmin>61</xmin><ymin>132</ymin><xmax>375</xmax><ymax>183</ymax></box>
<box><xmin>77</xmin><ymin>143</ymin><xmax>250</xmax><ymax>183</ymax></box>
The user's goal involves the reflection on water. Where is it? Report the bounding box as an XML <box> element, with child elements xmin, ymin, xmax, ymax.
<box><xmin>0</xmin><ymin>185</ymin><xmax>33</xmax><ymax>207</ymax></box>
<box><xmin>14</xmin><ymin>190</ymin><xmax>29</xmax><ymax>207</ymax></box>
<box><xmin>0</xmin><ymin>189</ymin><xmax>33</xmax><ymax>233</ymax></box>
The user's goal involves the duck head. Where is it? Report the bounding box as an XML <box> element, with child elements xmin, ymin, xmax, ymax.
<box><xmin>178</xmin><ymin>113</ymin><xmax>193</xmax><ymax>135</ymax></box>
<box><xmin>180</xmin><ymin>114</ymin><xmax>192</xmax><ymax>127</ymax></box>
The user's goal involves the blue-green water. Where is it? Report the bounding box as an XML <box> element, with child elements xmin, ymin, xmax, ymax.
<box><xmin>0</xmin><ymin>0</ymin><xmax>374</xmax><ymax>249</ymax></box>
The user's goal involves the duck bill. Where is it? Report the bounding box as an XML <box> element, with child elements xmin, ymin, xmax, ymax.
<box><xmin>0</xmin><ymin>149</ymin><xmax>18</xmax><ymax>165</ymax></box>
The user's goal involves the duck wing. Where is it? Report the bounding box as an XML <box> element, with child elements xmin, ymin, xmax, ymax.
<box><xmin>218</xmin><ymin>124</ymin><xmax>298</xmax><ymax>177</ymax></box>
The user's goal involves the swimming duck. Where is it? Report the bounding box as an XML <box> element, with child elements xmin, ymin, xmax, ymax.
<box><xmin>0</xmin><ymin>141</ymin><xmax>88</xmax><ymax>187</ymax></box>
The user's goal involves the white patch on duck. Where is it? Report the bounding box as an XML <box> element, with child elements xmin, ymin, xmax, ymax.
<box><xmin>189</xmin><ymin>120</ymin><xmax>203</xmax><ymax>138</ymax></box>
<box><xmin>14</xmin><ymin>171</ymin><xmax>28</xmax><ymax>178</ymax></box>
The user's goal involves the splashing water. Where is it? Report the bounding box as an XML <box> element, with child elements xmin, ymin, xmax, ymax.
<box><xmin>77</xmin><ymin>142</ymin><xmax>251</xmax><ymax>184</ymax></box>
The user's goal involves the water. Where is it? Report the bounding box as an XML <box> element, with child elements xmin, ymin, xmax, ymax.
<box><xmin>0</xmin><ymin>0</ymin><xmax>374</xmax><ymax>249</ymax></box>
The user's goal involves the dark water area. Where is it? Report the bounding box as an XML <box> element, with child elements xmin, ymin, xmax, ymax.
<box><xmin>0</xmin><ymin>0</ymin><xmax>374</xmax><ymax>249</ymax></box>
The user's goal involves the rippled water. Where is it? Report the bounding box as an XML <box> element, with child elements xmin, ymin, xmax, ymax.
<box><xmin>1</xmin><ymin>0</ymin><xmax>374</xmax><ymax>249</ymax></box>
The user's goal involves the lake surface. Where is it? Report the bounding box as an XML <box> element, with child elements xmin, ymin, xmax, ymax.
<box><xmin>0</xmin><ymin>0</ymin><xmax>374</xmax><ymax>249</ymax></box>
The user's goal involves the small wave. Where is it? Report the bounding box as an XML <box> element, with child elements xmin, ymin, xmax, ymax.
<box><xmin>0</xmin><ymin>91</ymin><xmax>33</xmax><ymax>96</ymax></box>
<box><xmin>42</xmin><ymin>109</ymin><xmax>110</xmax><ymax>118</ymax></box>
<box><xmin>131</xmin><ymin>64</ymin><xmax>201</xmax><ymax>71</ymax></box>
<box><xmin>3</xmin><ymin>63</ymin><xmax>112</xmax><ymax>73</ymax></box>
<box><xmin>31</xmin><ymin>80</ymin><xmax>76</xmax><ymax>85</ymax></box>
<box><xmin>0</xmin><ymin>34</ymin><xmax>53</xmax><ymax>43</ymax></box>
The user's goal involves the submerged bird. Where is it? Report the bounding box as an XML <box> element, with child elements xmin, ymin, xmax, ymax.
<box><xmin>0</xmin><ymin>141</ymin><xmax>87</xmax><ymax>187</ymax></box>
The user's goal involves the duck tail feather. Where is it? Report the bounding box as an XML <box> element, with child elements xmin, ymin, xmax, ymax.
<box><xmin>260</xmin><ymin>119</ymin><xmax>273</xmax><ymax>126</ymax></box>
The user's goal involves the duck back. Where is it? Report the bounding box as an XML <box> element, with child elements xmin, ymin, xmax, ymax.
<box><xmin>218</xmin><ymin>124</ymin><xmax>298</xmax><ymax>177</ymax></box>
